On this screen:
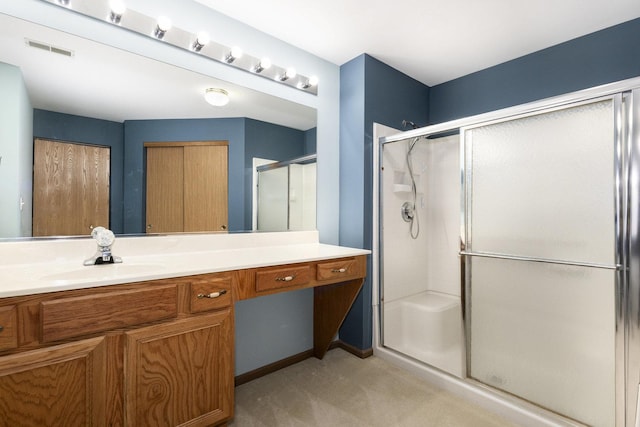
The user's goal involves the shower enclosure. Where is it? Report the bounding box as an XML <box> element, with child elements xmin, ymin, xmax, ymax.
<box><xmin>253</xmin><ymin>154</ymin><xmax>317</xmax><ymax>232</ymax></box>
<box><xmin>375</xmin><ymin>78</ymin><xmax>640</xmax><ymax>427</ymax></box>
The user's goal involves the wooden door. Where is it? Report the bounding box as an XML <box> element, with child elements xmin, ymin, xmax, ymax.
<box><xmin>145</xmin><ymin>146</ymin><xmax>184</xmax><ymax>233</ymax></box>
<box><xmin>124</xmin><ymin>311</ymin><xmax>234</xmax><ymax>427</ymax></box>
<box><xmin>145</xmin><ymin>142</ymin><xmax>228</xmax><ymax>233</ymax></box>
<box><xmin>184</xmin><ymin>144</ymin><xmax>228</xmax><ymax>232</ymax></box>
<box><xmin>33</xmin><ymin>139</ymin><xmax>110</xmax><ymax>236</ymax></box>
<box><xmin>0</xmin><ymin>337</ymin><xmax>107</xmax><ymax>426</ymax></box>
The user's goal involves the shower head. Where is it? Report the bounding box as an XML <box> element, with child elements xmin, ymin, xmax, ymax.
<box><xmin>402</xmin><ymin>120</ymin><xmax>418</xmax><ymax>130</ymax></box>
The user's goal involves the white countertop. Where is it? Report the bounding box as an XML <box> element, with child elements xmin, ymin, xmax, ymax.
<box><xmin>0</xmin><ymin>231</ymin><xmax>370</xmax><ymax>298</ymax></box>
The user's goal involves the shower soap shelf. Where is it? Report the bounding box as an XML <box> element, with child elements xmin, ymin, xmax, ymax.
<box><xmin>393</xmin><ymin>184</ymin><xmax>412</xmax><ymax>193</ymax></box>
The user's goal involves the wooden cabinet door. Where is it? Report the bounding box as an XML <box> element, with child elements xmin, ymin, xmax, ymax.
<box><xmin>184</xmin><ymin>144</ymin><xmax>228</xmax><ymax>232</ymax></box>
<box><xmin>0</xmin><ymin>336</ymin><xmax>107</xmax><ymax>426</ymax></box>
<box><xmin>124</xmin><ymin>310</ymin><xmax>234</xmax><ymax>427</ymax></box>
<box><xmin>145</xmin><ymin>146</ymin><xmax>184</xmax><ymax>233</ymax></box>
<box><xmin>145</xmin><ymin>142</ymin><xmax>228</xmax><ymax>233</ymax></box>
<box><xmin>33</xmin><ymin>139</ymin><xmax>110</xmax><ymax>236</ymax></box>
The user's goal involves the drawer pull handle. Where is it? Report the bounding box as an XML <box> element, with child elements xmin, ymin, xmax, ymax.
<box><xmin>197</xmin><ymin>290</ymin><xmax>227</xmax><ymax>299</ymax></box>
<box><xmin>331</xmin><ymin>268</ymin><xmax>347</xmax><ymax>273</ymax></box>
<box><xmin>276</xmin><ymin>275</ymin><xmax>296</xmax><ymax>282</ymax></box>
<box><xmin>0</xmin><ymin>325</ymin><xmax>3</xmax><ymax>333</ymax></box>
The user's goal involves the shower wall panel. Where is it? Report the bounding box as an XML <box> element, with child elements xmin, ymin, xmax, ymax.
<box><xmin>381</xmin><ymin>138</ymin><xmax>429</xmax><ymax>303</ymax></box>
<box><xmin>381</xmin><ymin>134</ymin><xmax>460</xmax><ymax>302</ymax></box>
<box><xmin>381</xmin><ymin>134</ymin><xmax>464</xmax><ymax>377</ymax></box>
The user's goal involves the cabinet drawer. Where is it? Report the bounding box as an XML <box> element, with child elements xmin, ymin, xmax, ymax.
<box><xmin>255</xmin><ymin>264</ymin><xmax>312</xmax><ymax>292</ymax></box>
<box><xmin>41</xmin><ymin>284</ymin><xmax>178</xmax><ymax>343</ymax></box>
<box><xmin>190</xmin><ymin>276</ymin><xmax>233</xmax><ymax>313</ymax></box>
<box><xmin>316</xmin><ymin>258</ymin><xmax>360</xmax><ymax>281</ymax></box>
<box><xmin>0</xmin><ymin>306</ymin><xmax>17</xmax><ymax>351</ymax></box>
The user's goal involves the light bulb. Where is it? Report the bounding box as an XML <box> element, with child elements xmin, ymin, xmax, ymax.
<box><xmin>110</xmin><ymin>0</ymin><xmax>126</xmax><ymax>15</ymax></box>
<box><xmin>299</xmin><ymin>75</ymin><xmax>319</xmax><ymax>89</ymax></box>
<box><xmin>225</xmin><ymin>46</ymin><xmax>243</xmax><ymax>63</ymax></box>
<box><xmin>253</xmin><ymin>57</ymin><xmax>272</xmax><ymax>73</ymax></box>
<box><xmin>108</xmin><ymin>0</ymin><xmax>126</xmax><ymax>24</ymax></box>
<box><xmin>193</xmin><ymin>31</ymin><xmax>210</xmax><ymax>52</ymax></box>
<box><xmin>285</xmin><ymin>68</ymin><xmax>297</xmax><ymax>79</ymax></box>
<box><xmin>278</xmin><ymin>67</ymin><xmax>297</xmax><ymax>81</ymax></box>
<box><xmin>154</xmin><ymin>16</ymin><xmax>172</xmax><ymax>39</ymax></box>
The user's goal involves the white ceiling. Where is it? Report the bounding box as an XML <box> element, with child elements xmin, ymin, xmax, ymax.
<box><xmin>195</xmin><ymin>0</ymin><xmax>640</xmax><ymax>86</ymax></box>
<box><xmin>3</xmin><ymin>1</ymin><xmax>639</xmax><ymax>128</ymax></box>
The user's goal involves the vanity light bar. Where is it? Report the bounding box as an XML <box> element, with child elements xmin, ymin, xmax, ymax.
<box><xmin>39</xmin><ymin>0</ymin><xmax>319</xmax><ymax>95</ymax></box>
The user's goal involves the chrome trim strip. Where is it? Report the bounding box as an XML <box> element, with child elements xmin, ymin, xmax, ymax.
<box><xmin>627</xmin><ymin>88</ymin><xmax>640</xmax><ymax>427</ymax></box>
<box><xmin>255</xmin><ymin>154</ymin><xmax>317</xmax><ymax>172</ymax></box>
<box><xmin>460</xmin><ymin>251</ymin><xmax>621</xmax><ymax>271</ymax></box>
<box><xmin>613</xmin><ymin>93</ymin><xmax>628</xmax><ymax>427</ymax></box>
<box><xmin>461</xmin><ymin>128</ymin><xmax>472</xmax><ymax>377</ymax></box>
<box><xmin>378</xmin><ymin>133</ymin><xmax>385</xmax><ymax>347</ymax></box>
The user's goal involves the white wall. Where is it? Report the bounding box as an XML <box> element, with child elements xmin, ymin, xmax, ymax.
<box><xmin>0</xmin><ymin>62</ymin><xmax>32</xmax><ymax>238</ymax></box>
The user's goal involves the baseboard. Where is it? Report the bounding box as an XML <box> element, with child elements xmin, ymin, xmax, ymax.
<box><xmin>234</xmin><ymin>349</ymin><xmax>315</xmax><ymax>386</ymax></box>
<box><xmin>332</xmin><ymin>340</ymin><xmax>374</xmax><ymax>359</ymax></box>
<box><xmin>235</xmin><ymin>341</ymin><xmax>374</xmax><ymax>386</ymax></box>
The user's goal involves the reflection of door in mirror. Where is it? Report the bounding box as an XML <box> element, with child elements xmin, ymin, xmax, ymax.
<box><xmin>33</xmin><ymin>139</ymin><xmax>110</xmax><ymax>236</ymax></box>
<box><xmin>145</xmin><ymin>142</ymin><xmax>228</xmax><ymax>233</ymax></box>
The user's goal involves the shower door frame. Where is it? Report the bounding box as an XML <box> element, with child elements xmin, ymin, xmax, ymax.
<box><xmin>376</xmin><ymin>76</ymin><xmax>640</xmax><ymax>427</ymax></box>
<box><xmin>461</xmin><ymin>93</ymin><xmax>626</xmax><ymax>427</ymax></box>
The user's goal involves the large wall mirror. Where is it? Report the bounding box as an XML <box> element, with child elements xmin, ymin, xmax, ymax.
<box><xmin>0</xmin><ymin>12</ymin><xmax>317</xmax><ymax>239</ymax></box>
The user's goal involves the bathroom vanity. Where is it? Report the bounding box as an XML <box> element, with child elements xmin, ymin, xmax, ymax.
<box><xmin>0</xmin><ymin>231</ymin><xmax>369</xmax><ymax>426</ymax></box>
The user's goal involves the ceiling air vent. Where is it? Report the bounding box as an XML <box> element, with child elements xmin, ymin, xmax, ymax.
<box><xmin>25</xmin><ymin>39</ymin><xmax>74</xmax><ymax>57</ymax></box>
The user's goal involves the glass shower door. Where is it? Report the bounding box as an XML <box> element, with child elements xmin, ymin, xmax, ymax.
<box><xmin>463</xmin><ymin>98</ymin><xmax>621</xmax><ymax>427</ymax></box>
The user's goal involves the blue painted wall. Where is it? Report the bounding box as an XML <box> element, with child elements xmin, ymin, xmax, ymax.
<box><xmin>34</xmin><ymin>113</ymin><xmax>307</xmax><ymax>235</ymax></box>
<box><xmin>430</xmin><ymin>18</ymin><xmax>640</xmax><ymax>124</ymax></box>
<box><xmin>123</xmin><ymin>117</ymin><xmax>307</xmax><ymax>233</ymax></box>
<box><xmin>339</xmin><ymin>54</ymin><xmax>429</xmax><ymax>350</ymax></box>
<box><xmin>33</xmin><ymin>109</ymin><xmax>125</xmax><ymax>234</ymax></box>
<box><xmin>122</xmin><ymin>118</ymin><xmax>246</xmax><ymax>233</ymax></box>
<box><xmin>304</xmin><ymin>128</ymin><xmax>317</xmax><ymax>154</ymax></box>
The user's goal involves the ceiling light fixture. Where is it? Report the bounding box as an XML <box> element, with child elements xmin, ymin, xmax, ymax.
<box><xmin>252</xmin><ymin>57</ymin><xmax>272</xmax><ymax>74</ymax></box>
<box><xmin>41</xmin><ymin>0</ymin><xmax>319</xmax><ymax>95</ymax></box>
<box><xmin>224</xmin><ymin>46</ymin><xmax>243</xmax><ymax>64</ymax></box>
<box><xmin>154</xmin><ymin>16</ymin><xmax>172</xmax><ymax>39</ymax></box>
<box><xmin>299</xmin><ymin>75</ymin><xmax>319</xmax><ymax>89</ymax></box>
<box><xmin>278</xmin><ymin>67</ymin><xmax>296</xmax><ymax>82</ymax></box>
<box><xmin>108</xmin><ymin>0</ymin><xmax>126</xmax><ymax>24</ymax></box>
<box><xmin>204</xmin><ymin>88</ymin><xmax>229</xmax><ymax>106</ymax></box>
<box><xmin>192</xmin><ymin>31</ymin><xmax>210</xmax><ymax>52</ymax></box>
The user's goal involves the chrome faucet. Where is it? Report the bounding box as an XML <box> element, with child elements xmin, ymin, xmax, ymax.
<box><xmin>83</xmin><ymin>226</ymin><xmax>122</xmax><ymax>266</ymax></box>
